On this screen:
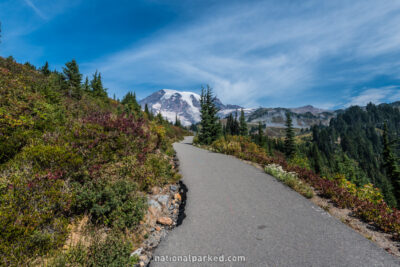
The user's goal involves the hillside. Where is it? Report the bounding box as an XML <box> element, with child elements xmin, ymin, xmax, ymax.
<box><xmin>306</xmin><ymin>103</ymin><xmax>400</xmax><ymax>206</ymax></box>
<box><xmin>0</xmin><ymin>56</ymin><xmax>187</xmax><ymax>265</ymax></box>
<box><xmin>246</xmin><ymin>107</ymin><xmax>335</xmax><ymax>129</ymax></box>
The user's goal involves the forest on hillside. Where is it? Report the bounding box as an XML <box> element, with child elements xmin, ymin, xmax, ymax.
<box><xmin>252</xmin><ymin>103</ymin><xmax>400</xmax><ymax>207</ymax></box>
<box><xmin>195</xmin><ymin>87</ymin><xmax>400</xmax><ymax>207</ymax></box>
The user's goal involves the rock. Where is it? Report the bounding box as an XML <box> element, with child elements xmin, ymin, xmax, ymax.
<box><xmin>146</xmin><ymin>209</ymin><xmax>159</xmax><ymax>227</ymax></box>
<box><xmin>170</xmin><ymin>185</ymin><xmax>178</xmax><ymax>192</ymax></box>
<box><xmin>174</xmin><ymin>193</ymin><xmax>182</xmax><ymax>202</ymax></box>
<box><xmin>139</xmin><ymin>255</ymin><xmax>148</xmax><ymax>262</ymax></box>
<box><xmin>148</xmin><ymin>205</ymin><xmax>161</xmax><ymax>217</ymax></box>
<box><xmin>168</xmin><ymin>204</ymin><xmax>175</xmax><ymax>210</ymax></box>
<box><xmin>157</xmin><ymin>217</ymin><xmax>173</xmax><ymax>226</ymax></box>
<box><xmin>155</xmin><ymin>225</ymin><xmax>161</xmax><ymax>231</ymax></box>
<box><xmin>130</xmin><ymin>247</ymin><xmax>143</xmax><ymax>257</ymax></box>
<box><xmin>148</xmin><ymin>199</ymin><xmax>161</xmax><ymax>210</ymax></box>
<box><xmin>157</xmin><ymin>194</ymin><xmax>170</xmax><ymax>206</ymax></box>
<box><xmin>151</xmin><ymin>186</ymin><xmax>161</xmax><ymax>195</ymax></box>
<box><xmin>150</xmin><ymin>227</ymin><xmax>155</xmax><ymax>232</ymax></box>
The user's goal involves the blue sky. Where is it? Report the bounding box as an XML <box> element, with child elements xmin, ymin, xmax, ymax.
<box><xmin>1</xmin><ymin>0</ymin><xmax>400</xmax><ymax>109</ymax></box>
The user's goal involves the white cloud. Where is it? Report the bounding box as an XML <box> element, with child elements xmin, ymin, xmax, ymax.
<box><xmin>346</xmin><ymin>86</ymin><xmax>400</xmax><ymax>107</ymax></box>
<box><xmin>85</xmin><ymin>0</ymin><xmax>400</xmax><ymax>107</ymax></box>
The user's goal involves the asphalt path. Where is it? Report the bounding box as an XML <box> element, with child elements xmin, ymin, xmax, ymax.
<box><xmin>152</xmin><ymin>136</ymin><xmax>399</xmax><ymax>266</ymax></box>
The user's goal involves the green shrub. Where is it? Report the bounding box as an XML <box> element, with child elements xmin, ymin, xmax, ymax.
<box><xmin>51</xmin><ymin>233</ymin><xmax>137</xmax><ymax>267</ymax></box>
<box><xmin>74</xmin><ymin>179</ymin><xmax>146</xmax><ymax>229</ymax></box>
<box><xmin>17</xmin><ymin>144</ymin><xmax>83</xmax><ymax>171</ymax></box>
<box><xmin>0</xmin><ymin>169</ymin><xmax>71</xmax><ymax>265</ymax></box>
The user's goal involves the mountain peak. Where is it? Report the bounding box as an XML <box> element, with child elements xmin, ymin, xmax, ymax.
<box><xmin>139</xmin><ymin>89</ymin><xmax>243</xmax><ymax>126</ymax></box>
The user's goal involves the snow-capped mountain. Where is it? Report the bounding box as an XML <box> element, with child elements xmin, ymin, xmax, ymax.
<box><xmin>139</xmin><ymin>89</ymin><xmax>244</xmax><ymax>126</ymax></box>
<box><xmin>139</xmin><ymin>89</ymin><xmax>335</xmax><ymax>128</ymax></box>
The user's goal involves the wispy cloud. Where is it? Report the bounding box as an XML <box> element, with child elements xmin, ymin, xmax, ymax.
<box><xmin>24</xmin><ymin>0</ymin><xmax>47</xmax><ymax>20</ymax></box>
<box><xmin>79</xmin><ymin>0</ymin><xmax>400</xmax><ymax>107</ymax></box>
<box><xmin>346</xmin><ymin>86</ymin><xmax>400</xmax><ymax>107</ymax></box>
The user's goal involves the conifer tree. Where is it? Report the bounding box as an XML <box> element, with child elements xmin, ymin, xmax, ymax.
<box><xmin>225</xmin><ymin>113</ymin><xmax>234</xmax><ymax>135</ymax></box>
<box><xmin>121</xmin><ymin>91</ymin><xmax>141</xmax><ymax>116</ymax></box>
<box><xmin>41</xmin><ymin>61</ymin><xmax>51</xmax><ymax>76</ymax></box>
<box><xmin>383</xmin><ymin>121</ymin><xmax>400</xmax><ymax>202</ymax></box>
<box><xmin>144</xmin><ymin>103</ymin><xmax>150</xmax><ymax>116</ymax></box>
<box><xmin>144</xmin><ymin>104</ymin><xmax>154</xmax><ymax>120</ymax></box>
<box><xmin>198</xmin><ymin>85</ymin><xmax>221</xmax><ymax>145</ymax></box>
<box><xmin>284</xmin><ymin>111</ymin><xmax>296</xmax><ymax>158</ymax></box>
<box><xmin>90</xmin><ymin>71</ymin><xmax>107</xmax><ymax>97</ymax></box>
<box><xmin>83</xmin><ymin>77</ymin><xmax>90</xmax><ymax>92</ymax></box>
<box><xmin>63</xmin><ymin>59</ymin><xmax>82</xmax><ymax>99</ymax></box>
<box><xmin>233</xmin><ymin>111</ymin><xmax>240</xmax><ymax>135</ymax></box>
<box><xmin>239</xmin><ymin>108</ymin><xmax>248</xmax><ymax>136</ymax></box>
<box><xmin>174</xmin><ymin>114</ymin><xmax>182</xmax><ymax>127</ymax></box>
<box><xmin>257</xmin><ymin>122</ymin><xmax>264</xmax><ymax>146</ymax></box>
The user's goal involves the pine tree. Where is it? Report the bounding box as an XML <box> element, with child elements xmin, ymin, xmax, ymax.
<box><xmin>174</xmin><ymin>114</ymin><xmax>182</xmax><ymax>127</ymax></box>
<box><xmin>83</xmin><ymin>77</ymin><xmax>90</xmax><ymax>92</ymax></box>
<box><xmin>226</xmin><ymin>113</ymin><xmax>232</xmax><ymax>135</ymax></box>
<box><xmin>284</xmin><ymin>111</ymin><xmax>296</xmax><ymax>158</ymax></box>
<box><xmin>383</xmin><ymin>121</ymin><xmax>400</xmax><ymax>202</ymax></box>
<box><xmin>144</xmin><ymin>104</ymin><xmax>154</xmax><ymax>120</ymax></box>
<box><xmin>256</xmin><ymin>122</ymin><xmax>264</xmax><ymax>146</ymax></box>
<box><xmin>90</xmin><ymin>71</ymin><xmax>107</xmax><ymax>97</ymax></box>
<box><xmin>41</xmin><ymin>61</ymin><xmax>51</xmax><ymax>76</ymax></box>
<box><xmin>63</xmin><ymin>59</ymin><xmax>82</xmax><ymax>99</ymax></box>
<box><xmin>121</xmin><ymin>91</ymin><xmax>141</xmax><ymax>116</ymax></box>
<box><xmin>310</xmin><ymin>143</ymin><xmax>322</xmax><ymax>174</ymax></box>
<box><xmin>198</xmin><ymin>85</ymin><xmax>221</xmax><ymax>145</ymax></box>
<box><xmin>239</xmin><ymin>108</ymin><xmax>248</xmax><ymax>136</ymax></box>
<box><xmin>233</xmin><ymin>111</ymin><xmax>239</xmax><ymax>135</ymax></box>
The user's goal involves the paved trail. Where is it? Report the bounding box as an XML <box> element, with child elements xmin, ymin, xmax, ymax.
<box><xmin>152</xmin><ymin>136</ymin><xmax>399</xmax><ymax>266</ymax></box>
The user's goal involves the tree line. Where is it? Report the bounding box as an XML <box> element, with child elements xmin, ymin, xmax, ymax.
<box><xmin>197</xmin><ymin>93</ymin><xmax>400</xmax><ymax>207</ymax></box>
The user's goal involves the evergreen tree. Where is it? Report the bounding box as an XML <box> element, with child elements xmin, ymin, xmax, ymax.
<box><xmin>41</xmin><ymin>61</ymin><xmax>51</xmax><ymax>76</ymax></box>
<box><xmin>174</xmin><ymin>114</ymin><xmax>182</xmax><ymax>127</ymax></box>
<box><xmin>156</xmin><ymin>112</ymin><xmax>164</xmax><ymax>124</ymax></box>
<box><xmin>198</xmin><ymin>85</ymin><xmax>221</xmax><ymax>145</ymax></box>
<box><xmin>234</xmin><ymin>111</ymin><xmax>240</xmax><ymax>135</ymax></box>
<box><xmin>239</xmin><ymin>108</ymin><xmax>248</xmax><ymax>136</ymax></box>
<box><xmin>90</xmin><ymin>71</ymin><xmax>107</xmax><ymax>97</ymax></box>
<box><xmin>256</xmin><ymin>122</ymin><xmax>264</xmax><ymax>146</ymax></box>
<box><xmin>284</xmin><ymin>111</ymin><xmax>296</xmax><ymax>158</ymax></box>
<box><xmin>225</xmin><ymin>113</ymin><xmax>235</xmax><ymax>135</ymax></box>
<box><xmin>310</xmin><ymin>143</ymin><xmax>322</xmax><ymax>174</ymax></box>
<box><xmin>121</xmin><ymin>91</ymin><xmax>141</xmax><ymax>116</ymax></box>
<box><xmin>63</xmin><ymin>59</ymin><xmax>82</xmax><ymax>99</ymax></box>
<box><xmin>83</xmin><ymin>77</ymin><xmax>90</xmax><ymax>92</ymax></box>
<box><xmin>383</xmin><ymin>121</ymin><xmax>400</xmax><ymax>203</ymax></box>
<box><xmin>144</xmin><ymin>104</ymin><xmax>154</xmax><ymax>120</ymax></box>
